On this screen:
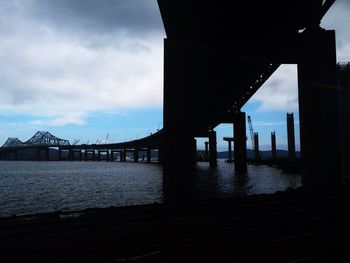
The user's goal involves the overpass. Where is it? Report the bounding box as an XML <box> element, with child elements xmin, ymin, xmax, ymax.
<box><xmin>158</xmin><ymin>0</ymin><xmax>340</xmax><ymax>191</ymax></box>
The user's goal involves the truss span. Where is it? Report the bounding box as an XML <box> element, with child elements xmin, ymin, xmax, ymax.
<box><xmin>1</xmin><ymin>131</ymin><xmax>70</xmax><ymax>148</ymax></box>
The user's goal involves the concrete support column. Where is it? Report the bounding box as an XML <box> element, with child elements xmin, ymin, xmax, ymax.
<box><xmin>111</xmin><ymin>151</ymin><xmax>114</xmax><ymax>162</ymax></box>
<box><xmin>204</xmin><ymin>141</ymin><xmax>209</xmax><ymax>158</ymax></box>
<box><xmin>162</xmin><ymin>39</ymin><xmax>197</xmax><ymax>192</ymax></box>
<box><xmin>338</xmin><ymin>64</ymin><xmax>350</xmax><ymax>181</ymax></box>
<box><xmin>134</xmin><ymin>150</ymin><xmax>139</xmax><ymax>162</ymax></box>
<box><xmin>297</xmin><ymin>30</ymin><xmax>341</xmax><ymax>187</ymax></box>
<box><xmin>97</xmin><ymin>151</ymin><xmax>101</xmax><ymax>161</ymax></box>
<box><xmin>271</xmin><ymin>131</ymin><xmax>277</xmax><ymax>161</ymax></box>
<box><xmin>147</xmin><ymin>148</ymin><xmax>151</xmax><ymax>163</ymax></box>
<box><xmin>92</xmin><ymin>149</ymin><xmax>96</xmax><ymax>161</ymax></box>
<box><xmin>122</xmin><ymin>149</ymin><xmax>127</xmax><ymax>162</ymax></box>
<box><xmin>234</xmin><ymin>112</ymin><xmax>247</xmax><ymax>173</ymax></box>
<box><xmin>209</xmin><ymin>130</ymin><xmax>217</xmax><ymax>167</ymax></box>
<box><xmin>254</xmin><ymin>132</ymin><xmax>260</xmax><ymax>163</ymax></box>
<box><xmin>79</xmin><ymin>150</ymin><xmax>82</xmax><ymax>161</ymax></box>
<box><xmin>193</xmin><ymin>138</ymin><xmax>197</xmax><ymax>163</ymax></box>
<box><xmin>84</xmin><ymin>150</ymin><xmax>88</xmax><ymax>161</ymax></box>
<box><xmin>14</xmin><ymin>150</ymin><xmax>18</xmax><ymax>161</ymax></box>
<box><xmin>58</xmin><ymin>148</ymin><xmax>62</xmax><ymax>161</ymax></box>
<box><xmin>106</xmin><ymin>150</ymin><xmax>110</xmax><ymax>161</ymax></box>
<box><xmin>287</xmin><ymin>113</ymin><xmax>296</xmax><ymax>161</ymax></box>
<box><xmin>228</xmin><ymin>140</ymin><xmax>232</xmax><ymax>161</ymax></box>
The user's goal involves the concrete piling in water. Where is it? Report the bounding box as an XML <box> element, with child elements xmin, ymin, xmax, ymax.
<box><xmin>271</xmin><ymin>131</ymin><xmax>277</xmax><ymax>161</ymax></box>
<box><xmin>234</xmin><ymin>112</ymin><xmax>247</xmax><ymax>173</ymax></box>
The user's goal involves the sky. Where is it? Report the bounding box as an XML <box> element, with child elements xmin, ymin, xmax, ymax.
<box><xmin>0</xmin><ymin>0</ymin><xmax>349</xmax><ymax>151</ymax></box>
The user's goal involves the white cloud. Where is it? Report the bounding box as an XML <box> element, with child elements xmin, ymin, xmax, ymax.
<box><xmin>250</xmin><ymin>65</ymin><xmax>299</xmax><ymax>112</ymax></box>
<box><xmin>0</xmin><ymin>16</ymin><xmax>164</xmax><ymax>125</ymax></box>
<box><xmin>30</xmin><ymin>114</ymin><xmax>86</xmax><ymax>126</ymax></box>
<box><xmin>248</xmin><ymin>1</ymin><xmax>350</xmax><ymax>114</ymax></box>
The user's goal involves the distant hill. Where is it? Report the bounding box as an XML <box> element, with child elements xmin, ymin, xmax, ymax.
<box><xmin>202</xmin><ymin>150</ymin><xmax>301</xmax><ymax>159</ymax></box>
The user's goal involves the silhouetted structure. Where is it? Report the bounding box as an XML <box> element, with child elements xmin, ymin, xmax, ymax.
<box><xmin>271</xmin><ymin>131</ymin><xmax>277</xmax><ymax>161</ymax></box>
<box><xmin>254</xmin><ymin>132</ymin><xmax>260</xmax><ymax>162</ymax></box>
<box><xmin>157</xmin><ymin>0</ymin><xmax>340</xmax><ymax>191</ymax></box>
<box><xmin>287</xmin><ymin>113</ymin><xmax>296</xmax><ymax>161</ymax></box>
<box><xmin>0</xmin><ymin>131</ymin><xmax>163</xmax><ymax>163</ymax></box>
<box><xmin>223</xmin><ymin>137</ymin><xmax>234</xmax><ymax>162</ymax></box>
<box><xmin>338</xmin><ymin>62</ymin><xmax>350</xmax><ymax>183</ymax></box>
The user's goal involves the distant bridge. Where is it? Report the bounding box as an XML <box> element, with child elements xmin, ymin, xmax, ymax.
<box><xmin>2</xmin><ymin>131</ymin><xmax>70</xmax><ymax>148</ymax></box>
<box><xmin>0</xmin><ymin>130</ymin><xmax>164</xmax><ymax>162</ymax></box>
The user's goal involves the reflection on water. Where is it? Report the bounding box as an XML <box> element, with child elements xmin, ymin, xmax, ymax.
<box><xmin>194</xmin><ymin>161</ymin><xmax>301</xmax><ymax>199</ymax></box>
<box><xmin>0</xmin><ymin>160</ymin><xmax>301</xmax><ymax>217</ymax></box>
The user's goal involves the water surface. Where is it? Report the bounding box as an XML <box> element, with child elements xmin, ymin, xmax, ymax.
<box><xmin>0</xmin><ymin>160</ymin><xmax>301</xmax><ymax>217</ymax></box>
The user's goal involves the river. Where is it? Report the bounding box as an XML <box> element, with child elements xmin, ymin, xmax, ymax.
<box><xmin>0</xmin><ymin>160</ymin><xmax>301</xmax><ymax>217</ymax></box>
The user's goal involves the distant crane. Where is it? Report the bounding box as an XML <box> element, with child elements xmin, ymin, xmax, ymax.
<box><xmin>247</xmin><ymin>116</ymin><xmax>255</xmax><ymax>151</ymax></box>
<box><xmin>72</xmin><ymin>139</ymin><xmax>80</xmax><ymax>145</ymax></box>
<box><xmin>105</xmin><ymin>133</ymin><xmax>109</xmax><ymax>144</ymax></box>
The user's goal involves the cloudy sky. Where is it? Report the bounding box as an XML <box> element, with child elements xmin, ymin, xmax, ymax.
<box><xmin>0</xmin><ymin>0</ymin><xmax>349</xmax><ymax>150</ymax></box>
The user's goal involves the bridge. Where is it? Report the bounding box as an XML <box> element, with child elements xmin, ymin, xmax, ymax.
<box><xmin>158</xmin><ymin>0</ymin><xmax>342</xmax><ymax>192</ymax></box>
<box><xmin>0</xmin><ymin>0</ymin><xmax>346</xmax><ymax>193</ymax></box>
<box><xmin>0</xmin><ymin>130</ymin><xmax>164</xmax><ymax>163</ymax></box>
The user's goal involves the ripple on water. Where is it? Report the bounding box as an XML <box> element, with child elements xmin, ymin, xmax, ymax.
<box><xmin>0</xmin><ymin>160</ymin><xmax>301</xmax><ymax>217</ymax></box>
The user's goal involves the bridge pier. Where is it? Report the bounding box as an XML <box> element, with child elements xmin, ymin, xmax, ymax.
<box><xmin>297</xmin><ymin>29</ymin><xmax>341</xmax><ymax>188</ymax></box>
<box><xmin>147</xmin><ymin>148</ymin><xmax>151</xmax><ymax>163</ymax></box>
<box><xmin>287</xmin><ymin>113</ymin><xmax>296</xmax><ymax>161</ymax></box>
<box><xmin>133</xmin><ymin>150</ymin><xmax>139</xmax><ymax>162</ymax></box>
<box><xmin>92</xmin><ymin>150</ymin><xmax>96</xmax><ymax>161</ymax></box>
<box><xmin>58</xmin><ymin>148</ymin><xmax>62</xmax><ymax>161</ymax></box>
<box><xmin>204</xmin><ymin>141</ymin><xmax>209</xmax><ymax>159</ymax></box>
<box><xmin>223</xmin><ymin>137</ymin><xmax>234</xmax><ymax>163</ymax></box>
<box><xmin>110</xmin><ymin>150</ymin><xmax>114</xmax><ymax>161</ymax></box>
<box><xmin>209</xmin><ymin>130</ymin><xmax>217</xmax><ymax>167</ymax></box>
<box><xmin>271</xmin><ymin>132</ymin><xmax>277</xmax><ymax>161</ymax></box>
<box><xmin>254</xmin><ymin>132</ymin><xmax>260</xmax><ymax>163</ymax></box>
<box><xmin>122</xmin><ymin>149</ymin><xmax>127</xmax><ymax>162</ymax></box>
<box><xmin>234</xmin><ymin>112</ymin><xmax>247</xmax><ymax>173</ymax></box>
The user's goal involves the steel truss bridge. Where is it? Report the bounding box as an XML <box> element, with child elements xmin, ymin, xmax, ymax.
<box><xmin>0</xmin><ymin>130</ymin><xmax>164</xmax><ymax>162</ymax></box>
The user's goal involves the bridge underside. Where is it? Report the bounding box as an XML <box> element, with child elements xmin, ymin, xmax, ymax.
<box><xmin>158</xmin><ymin>0</ymin><xmax>341</xmax><ymax>192</ymax></box>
